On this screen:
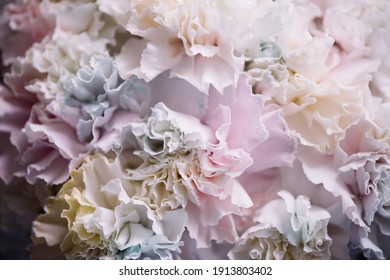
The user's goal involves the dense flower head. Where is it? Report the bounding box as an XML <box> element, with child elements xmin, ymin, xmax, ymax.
<box><xmin>24</xmin><ymin>0</ymin><xmax>117</xmax><ymax>101</ymax></box>
<box><xmin>33</xmin><ymin>154</ymin><xmax>187</xmax><ymax>260</ymax></box>
<box><xmin>114</xmin><ymin>101</ymin><xmax>254</xmax><ymax>247</ymax></box>
<box><xmin>229</xmin><ymin>191</ymin><xmax>332</xmax><ymax>260</ymax></box>
<box><xmin>275</xmin><ymin>74</ymin><xmax>364</xmax><ymax>154</ymax></box>
<box><xmin>56</xmin><ymin>54</ymin><xmax>147</xmax><ymax>149</ymax></box>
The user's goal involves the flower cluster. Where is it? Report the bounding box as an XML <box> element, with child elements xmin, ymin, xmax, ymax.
<box><xmin>1</xmin><ymin>0</ymin><xmax>390</xmax><ymax>260</ymax></box>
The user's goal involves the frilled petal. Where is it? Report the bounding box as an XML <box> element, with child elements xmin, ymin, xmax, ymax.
<box><xmin>205</xmin><ymin>74</ymin><xmax>268</xmax><ymax>151</ymax></box>
<box><xmin>147</xmin><ymin>71</ymin><xmax>208</xmax><ymax>119</ymax></box>
<box><xmin>23</xmin><ymin>0</ymin><xmax>117</xmax><ymax>101</ymax></box>
<box><xmin>55</xmin><ymin>55</ymin><xmax>143</xmax><ymax>151</ymax></box>
<box><xmin>300</xmin><ymin>145</ymin><xmax>367</xmax><ymax>228</ymax></box>
<box><xmin>115</xmin><ymin>0</ymin><xmax>246</xmax><ymax>93</ymax></box>
<box><xmin>127</xmin><ymin>102</ymin><xmax>212</xmax><ymax>158</ymax></box>
<box><xmin>247</xmin><ymin>105</ymin><xmax>297</xmax><ymax>173</ymax></box>
<box><xmin>301</xmin><ymin>104</ymin><xmax>390</xmax><ymax>236</ymax></box>
<box><xmin>200</xmin><ymin>75</ymin><xmax>264</xmax><ymax>177</ymax></box>
<box><xmin>279</xmin><ymin>74</ymin><xmax>364</xmax><ymax>153</ymax></box>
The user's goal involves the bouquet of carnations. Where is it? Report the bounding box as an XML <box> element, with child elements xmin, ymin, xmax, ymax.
<box><xmin>1</xmin><ymin>0</ymin><xmax>390</xmax><ymax>260</ymax></box>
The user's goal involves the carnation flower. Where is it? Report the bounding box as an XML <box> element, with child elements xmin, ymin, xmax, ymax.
<box><xmin>238</xmin><ymin>158</ymin><xmax>349</xmax><ymax>259</ymax></box>
<box><xmin>301</xmin><ymin>107</ymin><xmax>390</xmax><ymax>225</ymax></box>
<box><xmin>243</xmin><ymin>18</ymin><xmax>364</xmax><ymax>154</ymax></box>
<box><xmin>113</xmin><ymin>73</ymin><xmax>296</xmax><ymax>247</ymax></box>
<box><xmin>316</xmin><ymin>0</ymin><xmax>390</xmax><ymax>100</ymax></box>
<box><xmin>270</xmin><ymin>73</ymin><xmax>364</xmax><ymax>154</ymax></box>
<box><xmin>0</xmin><ymin>64</ymin><xmax>69</xmax><ymax>184</ymax></box>
<box><xmin>24</xmin><ymin>0</ymin><xmax>117</xmax><ymax>101</ymax></box>
<box><xmin>33</xmin><ymin>154</ymin><xmax>187</xmax><ymax>260</ymax></box>
<box><xmin>1</xmin><ymin>57</ymin><xmax>86</xmax><ymax>185</ymax></box>
<box><xmin>1</xmin><ymin>58</ymin><xmax>89</xmax><ymax>185</ymax></box>
<box><xmin>300</xmin><ymin>103</ymin><xmax>390</xmax><ymax>257</ymax></box>
<box><xmin>0</xmin><ymin>2</ymin><xmax>133</xmax><ymax>185</ymax></box>
<box><xmin>244</xmin><ymin>1</ymin><xmax>338</xmax><ymax>85</ymax></box>
<box><xmin>229</xmin><ymin>190</ymin><xmax>332</xmax><ymax>260</ymax></box>
<box><xmin>115</xmin><ymin>0</ymin><xmax>292</xmax><ymax>93</ymax></box>
<box><xmin>115</xmin><ymin>102</ymin><xmax>252</xmax><ymax>247</ymax></box>
<box><xmin>54</xmin><ymin>54</ymin><xmax>147</xmax><ymax>151</ymax></box>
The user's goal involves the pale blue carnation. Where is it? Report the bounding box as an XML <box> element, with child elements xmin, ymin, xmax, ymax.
<box><xmin>61</xmin><ymin>55</ymin><xmax>150</xmax><ymax>143</ymax></box>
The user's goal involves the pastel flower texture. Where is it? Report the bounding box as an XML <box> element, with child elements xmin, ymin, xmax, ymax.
<box><xmin>1</xmin><ymin>0</ymin><xmax>390</xmax><ymax>260</ymax></box>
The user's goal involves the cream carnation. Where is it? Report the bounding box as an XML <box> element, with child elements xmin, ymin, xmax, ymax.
<box><xmin>33</xmin><ymin>154</ymin><xmax>187</xmax><ymax>259</ymax></box>
<box><xmin>115</xmin><ymin>0</ymin><xmax>292</xmax><ymax>93</ymax></box>
<box><xmin>271</xmin><ymin>74</ymin><xmax>364</xmax><ymax>154</ymax></box>
<box><xmin>301</xmin><ymin>103</ymin><xmax>390</xmax><ymax>233</ymax></box>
